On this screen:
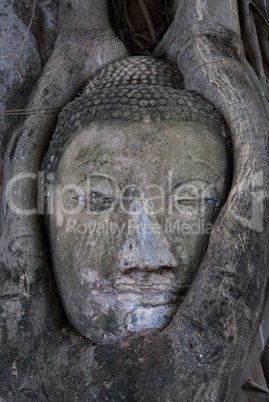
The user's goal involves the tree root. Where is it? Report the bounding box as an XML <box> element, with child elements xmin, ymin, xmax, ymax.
<box><xmin>17</xmin><ymin>0</ymin><xmax>37</xmax><ymax>81</ymax></box>
<box><xmin>243</xmin><ymin>59</ymin><xmax>269</xmax><ymax>116</ymax></box>
<box><xmin>1</xmin><ymin>107</ymin><xmax>62</xmax><ymax>116</ymax></box>
<box><xmin>247</xmin><ymin>378</ymin><xmax>269</xmax><ymax>394</ymax></box>
<box><xmin>109</xmin><ymin>0</ymin><xmax>170</xmax><ymax>55</ymax></box>
<box><xmin>251</xmin><ymin>0</ymin><xmax>269</xmax><ymax>76</ymax></box>
<box><xmin>136</xmin><ymin>0</ymin><xmax>156</xmax><ymax>41</ymax></box>
<box><xmin>238</xmin><ymin>0</ymin><xmax>269</xmax><ymax>102</ymax></box>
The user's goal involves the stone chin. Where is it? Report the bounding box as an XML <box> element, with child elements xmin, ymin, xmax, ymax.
<box><xmin>126</xmin><ymin>304</ymin><xmax>179</xmax><ymax>333</ymax></box>
<box><xmin>71</xmin><ymin>292</ymin><xmax>181</xmax><ymax>344</ymax></box>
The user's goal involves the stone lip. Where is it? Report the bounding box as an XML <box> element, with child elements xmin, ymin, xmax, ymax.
<box><xmin>99</xmin><ymin>274</ymin><xmax>186</xmax><ymax>308</ymax></box>
<box><xmin>114</xmin><ymin>269</ymin><xmax>188</xmax><ymax>297</ymax></box>
<box><xmin>115</xmin><ymin>291</ymin><xmax>182</xmax><ymax>308</ymax></box>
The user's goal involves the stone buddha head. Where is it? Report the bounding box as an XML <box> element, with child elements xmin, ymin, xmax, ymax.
<box><xmin>42</xmin><ymin>57</ymin><xmax>231</xmax><ymax>344</ymax></box>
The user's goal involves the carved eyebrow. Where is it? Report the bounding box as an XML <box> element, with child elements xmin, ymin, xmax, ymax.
<box><xmin>65</xmin><ymin>155</ymin><xmax>116</xmax><ymax>176</ymax></box>
<box><xmin>80</xmin><ymin>175</ymin><xmax>121</xmax><ymax>197</ymax></box>
<box><xmin>192</xmin><ymin>158</ymin><xmax>225</xmax><ymax>182</ymax></box>
<box><xmin>171</xmin><ymin>179</ymin><xmax>210</xmax><ymax>192</ymax></box>
<box><xmin>170</xmin><ymin>180</ymin><xmax>220</xmax><ymax>201</ymax></box>
<box><xmin>67</xmin><ymin>174</ymin><xmax>119</xmax><ymax>185</ymax></box>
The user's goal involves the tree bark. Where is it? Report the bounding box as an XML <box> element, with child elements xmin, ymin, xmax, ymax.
<box><xmin>162</xmin><ymin>0</ymin><xmax>269</xmax><ymax>397</ymax></box>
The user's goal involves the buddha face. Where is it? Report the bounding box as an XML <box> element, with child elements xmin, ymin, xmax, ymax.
<box><xmin>47</xmin><ymin>120</ymin><xmax>230</xmax><ymax>343</ymax></box>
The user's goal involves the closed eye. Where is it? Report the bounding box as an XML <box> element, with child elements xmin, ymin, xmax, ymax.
<box><xmin>89</xmin><ymin>191</ymin><xmax>116</xmax><ymax>212</ymax></box>
<box><xmin>72</xmin><ymin>195</ymin><xmax>86</xmax><ymax>201</ymax></box>
<box><xmin>72</xmin><ymin>192</ymin><xmax>115</xmax><ymax>201</ymax></box>
<box><xmin>173</xmin><ymin>198</ymin><xmax>220</xmax><ymax>215</ymax></box>
<box><xmin>173</xmin><ymin>198</ymin><xmax>219</xmax><ymax>205</ymax></box>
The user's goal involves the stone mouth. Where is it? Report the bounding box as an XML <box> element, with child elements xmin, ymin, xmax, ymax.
<box><xmin>96</xmin><ymin>269</ymin><xmax>189</xmax><ymax>309</ymax></box>
<box><xmin>114</xmin><ymin>270</ymin><xmax>188</xmax><ymax>295</ymax></box>
<box><xmin>98</xmin><ymin>282</ymin><xmax>187</xmax><ymax>308</ymax></box>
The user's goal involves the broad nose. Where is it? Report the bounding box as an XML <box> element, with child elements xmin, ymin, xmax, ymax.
<box><xmin>119</xmin><ymin>197</ymin><xmax>177</xmax><ymax>273</ymax></box>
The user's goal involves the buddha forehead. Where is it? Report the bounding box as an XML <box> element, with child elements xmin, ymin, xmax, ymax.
<box><xmin>57</xmin><ymin>119</ymin><xmax>228</xmax><ymax>193</ymax></box>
